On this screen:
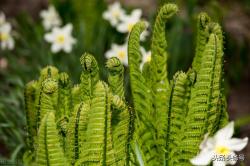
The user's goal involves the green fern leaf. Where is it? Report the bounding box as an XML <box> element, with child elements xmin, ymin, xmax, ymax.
<box><xmin>178</xmin><ymin>33</ymin><xmax>222</xmax><ymax>165</ymax></box>
<box><xmin>128</xmin><ymin>21</ymin><xmax>162</xmax><ymax>165</ymax></box>
<box><xmin>77</xmin><ymin>81</ymin><xmax>115</xmax><ymax>165</ymax></box>
<box><xmin>66</xmin><ymin>102</ymin><xmax>90</xmax><ymax>165</ymax></box>
<box><xmin>72</xmin><ymin>84</ymin><xmax>81</xmax><ymax>106</ymax></box>
<box><xmin>36</xmin><ymin>112</ymin><xmax>68</xmax><ymax>166</ymax></box>
<box><xmin>166</xmin><ymin>71</ymin><xmax>194</xmax><ymax>165</ymax></box>
<box><xmin>150</xmin><ymin>3</ymin><xmax>178</xmax><ymax>153</ymax></box>
<box><xmin>111</xmin><ymin>95</ymin><xmax>131</xmax><ymax>165</ymax></box>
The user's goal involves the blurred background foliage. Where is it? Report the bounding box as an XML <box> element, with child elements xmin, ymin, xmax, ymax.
<box><xmin>0</xmin><ymin>0</ymin><xmax>249</xmax><ymax>164</ymax></box>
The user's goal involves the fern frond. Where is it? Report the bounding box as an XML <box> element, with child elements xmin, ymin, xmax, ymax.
<box><xmin>128</xmin><ymin>21</ymin><xmax>162</xmax><ymax>165</ymax></box>
<box><xmin>165</xmin><ymin>71</ymin><xmax>193</xmax><ymax>165</ymax></box>
<box><xmin>57</xmin><ymin>72</ymin><xmax>73</xmax><ymax>153</ymax></box>
<box><xmin>106</xmin><ymin>57</ymin><xmax>125</xmax><ymax>99</ymax></box>
<box><xmin>178</xmin><ymin>33</ymin><xmax>221</xmax><ymax>164</ymax></box>
<box><xmin>24</xmin><ymin>80</ymin><xmax>38</xmax><ymax>152</ymax></box>
<box><xmin>35</xmin><ymin>66</ymin><xmax>59</xmax><ymax>129</ymax></box>
<box><xmin>141</xmin><ymin>62</ymin><xmax>152</xmax><ymax>85</ymax></box>
<box><xmin>78</xmin><ymin>81</ymin><xmax>115</xmax><ymax>165</ymax></box>
<box><xmin>151</xmin><ymin>3</ymin><xmax>178</xmax><ymax>89</ymax></box>
<box><xmin>71</xmin><ymin>84</ymin><xmax>81</xmax><ymax>106</ymax></box>
<box><xmin>192</xmin><ymin>13</ymin><xmax>210</xmax><ymax>72</ymax></box>
<box><xmin>36</xmin><ymin>112</ymin><xmax>68</xmax><ymax>166</ymax></box>
<box><xmin>79</xmin><ymin>53</ymin><xmax>100</xmax><ymax>102</ymax></box>
<box><xmin>205</xmin><ymin>23</ymin><xmax>227</xmax><ymax>134</ymax></box>
<box><xmin>66</xmin><ymin>102</ymin><xmax>90</xmax><ymax>165</ymax></box>
<box><xmin>37</xmin><ymin>78</ymin><xmax>58</xmax><ymax>130</ymax></box>
<box><xmin>111</xmin><ymin>95</ymin><xmax>130</xmax><ymax>165</ymax></box>
<box><xmin>150</xmin><ymin>3</ymin><xmax>178</xmax><ymax>152</ymax></box>
<box><xmin>58</xmin><ymin>72</ymin><xmax>73</xmax><ymax>119</ymax></box>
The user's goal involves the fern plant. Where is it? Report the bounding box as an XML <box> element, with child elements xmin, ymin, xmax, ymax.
<box><xmin>128</xmin><ymin>3</ymin><xmax>228</xmax><ymax>166</ymax></box>
<box><xmin>23</xmin><ymin>3</ymin><xmax>228</xmax><ymax>166</ymax></box>
<box><xmin>23</xmin><ymin>54</ymin><xmax>132</xmax><ymax>166</ymax></box>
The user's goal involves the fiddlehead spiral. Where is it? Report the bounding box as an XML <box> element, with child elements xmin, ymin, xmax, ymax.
<box><xmin>37</xmin><ymin>78</ymin><xmax>58</xmax><ymax>130</ymax></box>
<box><xmin>80</xmin><ymin>53</ymin><xmax>100</xmax><ymax>102</ymax></box>
<box><xmin>106</xmin><ymin>57</ymin><xmax>125</xmax><ymax>99</ymax></box>
<box><xmin>192</xmin><ymin>13</ymin><xmax>210</xmax><ymax>72</ymax></box>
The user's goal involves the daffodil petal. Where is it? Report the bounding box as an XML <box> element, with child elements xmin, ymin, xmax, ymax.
<box><xmin>215</xmin><ymin>122</ymin><xmax>234</xmax><ymax>143</ymax></box>
<box><xmin>64</xmin><ymin>24</ymin><xmax>73</xmax><ymax>34</ymax></box>
<box><xmin>227</xmin><ymin>137</ymin><xmax>248</xmax><ymax>151</ymax></box>
<box><xmin>199</xmin><ymin>133</ymin><xmax>210</xmax><ymax>149</ymax></box>
<box><xmin>117</xmin><ymin>23</ymin><xmax>128</xmax><ymax>33</ymax></box>
<box><xmin>44</xmin><ymin>33</ymin><xmax>54</xmax><ymax>42</ymax></box>
<box><xmin>51</xmin><ymin>44</ymin><xmax>61</xmax><ymax>53</ymax></box>
<box><xmin>190</xmin><ymin>149</ymin><xmax>214</xmax><ymax>166</ymax></box>
<box><xmin>64</xmin><ymin>44</ymin><xmax>72</xmax><ymax>53</ymax></box>
<box><xmin>225</xmin><ymin>151</ymin><xmax>237</xmax><ymax>165</ymax></box>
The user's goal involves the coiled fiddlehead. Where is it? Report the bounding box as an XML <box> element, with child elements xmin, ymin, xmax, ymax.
<box><xmin>35</xmin><ymin>66</ymin><xmax>59</xmax><ymax>130</ymax></box>
<box><xmin>80</xmin><ymin>53</ymin><xmax>100</xmax><ymax>102</ymax></box>
<box><xmin>192</xmin><ymin>13</ymin><xmax>210</xmax><ymax>72</ymax></box>
<box><xmin>106</xmin><ymin>57</ymin><xmax>125</xmax><ymax>99</ymax></box>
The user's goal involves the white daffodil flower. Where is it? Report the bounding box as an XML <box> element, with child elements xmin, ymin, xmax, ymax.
<box><xmin>103</xmin><ymin>2</ymin><xmax>126</xmax><ymax>27</ymax></box>
<box><xmin>140</xmin><ymin>47</ymin><xmax>151</xmax><ymax>70</ymax></box>
<box><xmin>40</xmin><ymin>5</ymin><xmax>62</xmax><ymax>30</ymax></box>
<box><xmin>190</xmin><ymin>122</ymin><xmax>248</xmax><ymax>166</ymax></box>
<box><xmin>105</xmin><ymin>43</ymin><xmax>128</xmax><ymax>66</ymax></box>
<box><xmin>0</xmin><ymin>12</ymin><xmax>6</xmax><ymax>25</ymax></box>
<box><xmin>0</xmin><ymin>23</ymin><xmax>15</xmax><ymax>50</ymax></box>
<box><xmin>44</xmin><ymin>24</ymin><xmax>76</xmax><ymax>53</ymax></box>
<box><xmin>117</xmin><ymin>9</ymin><xmax>142</xmax><ymax>33</ymax></box>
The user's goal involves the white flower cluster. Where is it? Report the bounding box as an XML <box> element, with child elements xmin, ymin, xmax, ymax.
<box><xmin>40</xmin><ymin>6</ymin><xmax>76</xmax><ymax>53</ymax></box>
<box><xmin>0</xmin><ymin>12</ymin><xmax>15</xmax><ymax>50</ymax></box>
<box><xmin>103</xmin><ymin>2</ymin><xmax>151</xmax><ymax>67</ymax></box>
<box><xmin>191</xmin><ymin>122</ymin><xmax>248</xmax><ymax>166</ymax></box>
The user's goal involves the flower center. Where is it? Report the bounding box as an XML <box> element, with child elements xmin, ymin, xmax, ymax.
<box><xmin>215</xmin><ymin>146</ymin><xmax>230</xmax><ymax>155</ymax></box>
<box><xmin>146</xmin><ymin>55</ymin><xmax>151</xmax><ymax>62</ymax></box>
<box><xmin>118</xmin><ymin>51</ymin><xmax>126</xmax><ymax>60</ymax></box>
<box><xmin>128</xmin><ymin>23</ymin><xmax>134</xmax><ymax>32</ymax></box>
<box><xmin>0</xmin><ymin>33</ymin><xmax>9</xmax><ymax>41</ymax></box>
<box><xmin>112</xmin><ymin>10</ymin><xmax>120</xmax><ymax>18</ymax></box>
<box><xmin>56</xmin><ymin>35</ymin><xmax>65</xmax><ymax>44</ymax></box>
